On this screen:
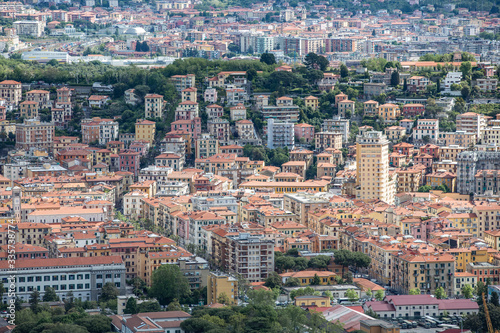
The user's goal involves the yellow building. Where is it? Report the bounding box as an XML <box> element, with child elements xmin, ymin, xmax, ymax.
<box><xmin>356</xmin><ymin>131</ymin><xmax>395</xmax><ymax>205</ymax></box>
<box><xmin>294</xmin><ymin>295</ymin><xmax>330</xmax><ymax>307</ymax></box>
<box><xmin>447</xmin><ymin>246</ymin><xmax>488</xmax><ymax>272</ymax></box>
<box><xmin>207</xmin><ymin>272</ymin><xmax>238</xmax><ymax>305</ymax></box>
<box><xmin>385</xmin><ymin>126</ymin><xmax>406</xmax><ymax>141</ymax></box>
<box><xmin>378</xmin><ymin>103</ymin><xmax>400</xmax><ymax>123</ymax></box>
<box><xmin>181</xmin><ymin>87</ymin><xmax>197</xmax><ymax>103</ymax></box>
<box><xmin>485</xmin><ymin>230</ymin><xmax>500</xmax><ymax>250</ymax></box>
<box><xmin>338</xmin><ymin>99</ymin><xmax>355</xmax><ymax>118</ymax></box>
<box><xmin>445</xmin><ymin>213</ymin><xmax>478</xmax><ymax>237</ymax></box>
<box><xmin>135</xmin><ymin>119</ymin><xmax>156</xmax><ymax>144</ymax></box>
<box><xmin>280</xmin><ymin>270</ymin><xmax>337</xmax><ymax>286</ymax></box>
<box><xmin>19</xmin><ymin>101</ymin><xmax>39</xmax><ymax>119</ymax></box>
<box><xmin>454</xmin><ymin>272</ymin><xmax>477</xmax><ymax>296</ymax></box>
<box><xmin>363</xmin><ymin>100</ymin><xmax>379</xmax><ymax>116</ymax></box>
<box><xmin>425</xmin><ymin>170</ymin><xmax>456</xmax><ymax>193</ymax></box>
<box><xmin>304</xmin><ymin>95</ymin><xmax>319</xmax><ymax>110</ymax></box>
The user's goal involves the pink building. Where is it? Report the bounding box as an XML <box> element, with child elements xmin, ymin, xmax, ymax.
<box><xmin>419</xmin><ymin>143</ymin><xmax>440</xmax><ymax>159</ymax></box>
<box><xmin>402</xmin><ymin>104</ymin><xmax>425</xmax><ymax>118</ymax></box>
<box><xmin>294</xmin><ymin>123</ymin><xmax>315</xmax><ymax>143</ymax></box>
<box><xmin>414</xmin><ymin>153</ymin><xmax>434</xmax><ymax>168</ymax></box>
<box><xmin>171</xmin><ymin>117</ymin><xmax>201</xmax><ymax>139</ymax></box>
<box><xmin>119</xmin><ymin>150</ymin><xmax>140</xmax><ymax>176</ymax></box>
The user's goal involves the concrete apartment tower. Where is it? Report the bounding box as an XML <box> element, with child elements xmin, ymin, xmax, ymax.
<box><xmin>355</xmin><ymin>131</ymin><xmax>395</xmax><ymax>205</ymax></box>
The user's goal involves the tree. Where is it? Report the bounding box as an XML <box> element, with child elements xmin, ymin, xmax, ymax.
<box><xmin>29</xmin><ymin>290</ymin><xmax>40</xmax><ymax>313</ymax></box>
<box><xmin>346</xmin><ymin>289</ymin><xmax>359</xmax><ymax>302</ymax></box>
<box><xmin>260</xmin><ymin>52</ymin><xmax>276</xmax><ymax>65</ymax></box>
<box><xmin>43</xmin><ymin>287</ymin><xmax>59</xmax><ymax>302</ymax></box>
<box><xmin>304</xmin><ymin>53</ymin><xmax>329</xmax><ymax>71</ymax></box>
<box><xmin>461</xmin><ymin>85</ymin><xmax>471</xmax><ymax>100</ymax></box>
<box><xmin>264</xmin><ymin>272</ymin><xmax>282</xmax><ymax>289</ymax></box>
<box><xmin>311</xmin><ymin>274</ymin><xmax>321</xmax><ymax>286</ymax></box>
<box><xmin>100</xmin><ymin>282</ymin><xmax>119</xmax><ymax>302</ymax></box>
<box><xmin>135</xmin><ymin>41</ymin><xmax>142</xmax><ymax>52</ymax></box>
<box><xmin>418</xmin><ymin>185</ymin><xmax>432</xmax><ymax>192</ymax></box>
<box><xmin>491</xmin><ymin>292</ymin><xmax>499</xmax><ymax>307</ymax></box>
<box><xmin>460</xmin><ymin>62</ymin><xmax>472</xmax><ymax>80</ymax></box>
<box><xmin>375</xmin><ymin>290</ymin><xmax>384</xmax><ymax>301</ymax></box>
<box><xmin>284</xmin><ymin>277</ymin><xmax>300</xmax><ymax>287</ymax></box>
<box><xmin>333</xmin><ymin>249</ymin><xmax>352</xmax><ymax>278</ymax></box>
<box><xmin>142</xmin><ymin>41</ymin><xmax>150</xmax><ymax>52</ymax></box>
<box><xmin>150</xmin><ymin>264</ymin><xmax>191</xmax><ymax>305</ymax></box>
<box><xmin>352</xmin><ymin>252</ymin><xmax>371</xmax><ymax>273</ymax></box>
<box><xmin>75</xmin><ymin>315</ymin><xmax>112</xmax><ymax>333</ymax></box>
<box><xmin>124</xmin><ymin>297</ymin><xmax>138</xmax><ymax>314</ymax></box>
<box><xmin>403</xmin><ymin>78</ymin><xmax>408</xmax><ymax>91</ymax></box>
<box><xmin>167</xmin><ymin>298</ymin><xmax>182</xmax><ymax>311</ymax></box>
<box><xmin>390</xmin><ymin>71</ymin><xmax>400</xmax><ymax>86</ymax></box>
<box><xmin>365</xmin><ymin>288</ymin><xmax>372</xmax><ymax>298</ymax></box>
<box><xmin>491</xmin><ymin>5</ymin><xmax>500</xmax><ymax>14</ymax></box>
<box><xmin>434</xmin><ymin>287</ymin><xmax>446</xmax><ymax>299</ymax></box>
<box><xmin>409</xmin><ymin>288</ymin><xmax>421</xmax><ymax>295</ymax></box>
<box><xmin>137</xmin><ymin>300</ymin><xmax>161</xmax><ymax>313</ymax></box>
<box><xmin>247</xmin><ymin>68</ymin><xmax>257</xmax><ymax>81</ymax></box>
<box><xmin>462</xmin><ymin>284</ymin><xmax>474</xmax><ymax>299</ymax></box>
<box><xmin>340</xmin><ymin>64</ymin><xmax>349</xmax><ymax>78</ymax></box>
<box><xmin>217</xmin><ymin>292</ymin><xmax>230</xmax><ymax>305</ymax></box>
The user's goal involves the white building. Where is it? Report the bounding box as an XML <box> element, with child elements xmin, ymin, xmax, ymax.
<box><xmin>204</xmin><ymin>88</ymin><xmax>217</xmax><ymax>103</ymax></box>
<box><xmin>99</xmin><ymin>119</ymin><xmax>119</xmax><ymax>145</ymax></box>
<box><xmin>123</xmin><ymin>191</ymin><xmax>148</xmax><ymax>218</ymax></box>
<box><xmin>267</xmin><ymin>118</ymin><xmax>294</xmax><ymax>149</ymax></box>
<box><xmin>27</xmin><ymin>208</ymin><xmax>106</xmax><ymax>223</ymax></box>
<box><xmin>13</xmin><ymin>21</ymin><xmax>44</xmax><ymax>37</ymax></box>
<box><xmin>322</xmin><ymin>116</ymin><xmax>350</xmax><ymax>143</ymax></box>
<box><xmin>0</xmin><ymin>256</ymin><xmax>126</xmax><ymax>302</ymax></box>
<box><xmin>412</xmin><ymin>119</ymin><xmax>439</xmax><ymax>145</ymax></box>
<box><xmin>443</xmin><ymin>72</ymin><xmax>462</xmax><ymax>91</ymax></box>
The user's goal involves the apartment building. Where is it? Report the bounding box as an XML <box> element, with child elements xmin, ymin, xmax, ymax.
<box><xmin>171</xmin><ymin>74</ymin><xmax>195</xmax><ymax>91</ymax></box>
<box><xmin>402</xmin><ymin>104</ymin><xmax>425</xmax><ymax>118</ymax></box>
<box><xmin>267</xmin><ymin>119</ymin><xmax>294</xmax><ymax>149</ymax></box>
<box><xmin>208</xmin><ymin>118</ymin><xmax>230</xmax><ymax>144</ymax></box>
<box><xmin>456</xmin><ymin>112</ymin><xmax>486</xmax><ymax>138</ymax></box>
<box><xmin>135</xmin><ymin>119</ymin><xmax>156</xmax><ymax>144</ymax></box>
<box><xmin>474</xmin><ymin>78</ymin><xmax>498</xmax><ymax>91</ymax></box>
<box><xmin>294</xmin><ymin>123</ymin><xmax>315</xmax><ymax>143</ymax></box>
<box><xmin>15</xmin><ymin>119</ymin><xmax>54</xmax><ymax>150</ymax></box>
<box><xmin>412</xmin><ymin>119</ymin><xmax>439</xmax><ymax>145</ymax></box>
<box><xmin>338</xmin><ymin>99</ymin><xmax>355</xmax><ymax>118</ymax></box>
<box><xmin>392</xmin><ymin>250</ymin><xmax>456</xmax><ymax>297</ymax></box>
<box><xmin>304</xmin><ymin>95</ymin><xmax>319</xmax><ymax>110</ymax></box>
<box><xmin>206</xmin><ymin>104</ymin><xmax>223</xmax><ymax>119</ymax></box>
<box><xmin>144</xmin><ymin>94</ymin><xmax>164</xmax><ymax>118</ymax></box>
<box><xmin>356</xmin><ymin>131</ymin><xmax>394</xmax><ymax>205</ymax></box>
<box><xmin>225</xmin><ymin>233</ymin><xmax>274</xmax><ymax>283</ymax></box>
<box><xmin>26</xmin><ymin>89</ymin><xmax>51</xmax><ymax>109</ymax></box>
<box><xmin>0</xmin><ymin>80</ymin><xmax>21</xmax><ymax>106</ymax></box>
<box><xmin>483</xmin><ymin>127</ymin><xmax>500</xmax><ymax>145</ymax></box>
<box><xmin>207</xmin><ymin>272</ymin><xmax>238</xmax><ymax>305</ymax></box>
<box><xmin>457</xmin><ymin>151</ymin><xmax>500</xmax><ymax>195</ymax></box>
<box><xmin>378</xmin><ymin>103</ymin><xmax>400</xmax><ymax>123</ymax></box>
<box><xmin>195</xmin><ymin>133</ymin><xmax>219</xmax><ymax>159</ymax></box>
<box><xmin>437</xmin><ymin>131</ymin><xmax>476</xmax><ymax>147</ymax></box>
<box><xmin>13</xmin><ymin>20</ymin><xmax>44</xmax><ymax>37</ymax></box>
<box><xmin>325</xmin><ymin>38</ymin><xmax>357</xmax><ymax>52</ymax></box>
<box><xmin>19</xmin><ymin>101</ymin><xmax>38</xmax><ymax>119</ymax></box>
<box><xmin>230</xmin><ymin>103</ymin><xmax>246</xmax><ymax>121</ymax></box>
<box><xmin>0</xmin><ymin>256</ymin><xmax>126</xmax><ymax>302</ymax></box>
<box><xmin>315</xmin><ymin>132</ymin><xmax>342</xmax><ymax>151</ymax></box>
<box><xmin>363</xmin><ymin>100</ymin><xmax>379</xmax><ymax>116</ymax></box>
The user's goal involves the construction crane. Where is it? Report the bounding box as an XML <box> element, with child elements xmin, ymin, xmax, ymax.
<box><xmin>482</xmin><ymin>292</ymin><xmax>499</xmax><ymax>333</ymax></box>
